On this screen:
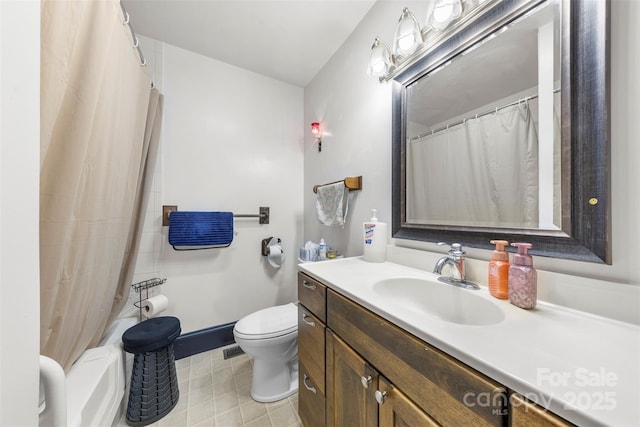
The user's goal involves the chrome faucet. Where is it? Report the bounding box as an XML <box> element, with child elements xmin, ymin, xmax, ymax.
<box><xmin>433</xmin><ymin>242</ymin><xmax>479</xmax><ymax>290</ymax></box>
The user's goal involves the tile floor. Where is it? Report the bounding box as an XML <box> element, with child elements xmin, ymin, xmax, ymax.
<box><xmin>117</xmin><ymin>345</ymin><xmax>302</xmax><ymax>427</ymax></box>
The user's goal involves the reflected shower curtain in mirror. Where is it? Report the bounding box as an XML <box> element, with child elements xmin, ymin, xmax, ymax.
<box><xmin>407</xmin><ymin>103</ymin><xmax>538</xmax><ymax>228</ymax></box>
<box><xmin>40</xmin><ymin>0</ymin><xmax>161</xmax><ymax>371</ymax></box>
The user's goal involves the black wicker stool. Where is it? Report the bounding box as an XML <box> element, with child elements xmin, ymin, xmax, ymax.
<box><xmin>122</xmin><ymin>316</ymin><xmax>181</xmax><ymax>426</ymax></box>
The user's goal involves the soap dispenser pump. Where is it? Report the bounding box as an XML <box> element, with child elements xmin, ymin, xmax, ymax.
<box><xmin>488</xmin><ymin>240</ymin><xmax>510</xmax><ymax>299</ymax></box>
<box><xmin>508</xmin><ymin>243</ymin><xmax>537</xmax><ymax>309</ymax></box>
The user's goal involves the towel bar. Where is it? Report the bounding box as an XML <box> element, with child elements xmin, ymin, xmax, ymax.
<box><xmin>313</xmin><ymin>176</ymin><xmax>362</xmax><ymax>193</ymax></box>
<box><xmin>234</xmin><ymin>207</ymin><xmax>270</xmax><ymax>224</ymax></box>
<box><xmin>162</xmin><ymin>206</ymin><xmax>270</xmax><ymax>226</ymax></box>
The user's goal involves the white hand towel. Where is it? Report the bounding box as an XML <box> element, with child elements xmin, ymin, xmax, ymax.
<box><xmin>316</xmin><ymin>182</ymin><xmax>349</xmax><ymax>226</ymax></box>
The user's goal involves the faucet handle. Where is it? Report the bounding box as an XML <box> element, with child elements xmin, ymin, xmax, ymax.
<box><xmin>437</xmin><ymin>242</ymin><xmax>464</xmax><ymax>254</ymax></box>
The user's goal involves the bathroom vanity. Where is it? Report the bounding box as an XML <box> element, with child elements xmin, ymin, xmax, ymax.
<box><xmin>297</xmin><ymin>257</ymin><xmax>639</xmax><ymax>427</ymax></box>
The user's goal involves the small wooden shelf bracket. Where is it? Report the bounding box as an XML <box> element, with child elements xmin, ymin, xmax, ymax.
<box><xmin>313</xmin><ymin>176</ymin><xmax>362</xmax><ymax>194</ymax></box>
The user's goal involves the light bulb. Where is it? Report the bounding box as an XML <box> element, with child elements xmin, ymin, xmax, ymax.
<box><xmin>397</xmin><ymin>34</ymin><xmax>417</xmax><ymax>52</ymax></box>
<box><xmin>367</xmin><ymin>37</ymin><xmax>393</xmax><ymax>77</ymax></box>
<box><xmin>428</xmin><ymin>0</ymin><xmax>462</xmax><ymax>30</ymax></box>
<box><xmin>433</xmin><ymin>3</ymin><xmax>454</xmax><ymax>23</ymax></box>
<box><xmin>393</xmin><ymin>8</ymin><xmax>423</xmax><ymax>57</ymax></box>
<box><xmin>370</xmin><ymin>60</ymin><xmax>386</xmax><ymax>75</ymax></box>
<box><xmin>311</xmin><ymin>122</ymin><xmax>320</xmax><ymax>137</ymax></box>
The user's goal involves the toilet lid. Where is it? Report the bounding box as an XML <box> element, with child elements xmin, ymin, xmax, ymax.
<box><xmin>234</xmin><ymin>303</ymin><xmax>297</xmax><ymax>339</ymax></box>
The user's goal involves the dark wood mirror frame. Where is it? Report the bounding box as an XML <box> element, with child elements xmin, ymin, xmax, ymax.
<box><xmin>392</xmin><ymin>0</ymin><xmax>611</xmax><ymax>264</ymax></box>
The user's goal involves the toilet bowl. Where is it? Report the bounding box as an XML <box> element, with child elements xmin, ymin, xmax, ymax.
<box><xmin>233</xmin><ymin>303</ymin><xmax>298</xmax><ymax>402</ymax></box>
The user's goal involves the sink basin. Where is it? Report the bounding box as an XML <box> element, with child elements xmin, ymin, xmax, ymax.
<box><xmin>372</xmin><ymin>277</ymin><xmax>505</xmax><ymax>326</ymax></box>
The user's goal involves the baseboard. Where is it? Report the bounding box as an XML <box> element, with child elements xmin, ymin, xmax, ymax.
<box><xmin>173</xmin><ymin>321</ymin><xmax>236</xmax><ymax>360</ymax></box>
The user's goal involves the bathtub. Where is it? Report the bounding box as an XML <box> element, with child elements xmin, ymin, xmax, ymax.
<box><xmin>40</xmin><ymin>317</ymin><xmax>138</xmax><ymax>427</ymax></box>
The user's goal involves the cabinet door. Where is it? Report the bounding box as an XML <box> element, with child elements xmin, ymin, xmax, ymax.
<box><xmin>377</xmin><ymin>376</ymin><xmax>439</xmax><ymax>427</ymax></box>
<box><xmin>326</xmin><ymin>330</ymin><xmax>378</xmax><ymax>427</ymax></box>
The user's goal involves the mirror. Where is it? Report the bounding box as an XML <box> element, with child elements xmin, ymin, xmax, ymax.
<box><xmin>406</xmin><ymin>1</ymin><xmax>561</xmax><ymax>230</ymax></box>
<box><xmin>392</xmin><ymin>0</ymin><xmax>610</xmax><ymax>264</ymax></box>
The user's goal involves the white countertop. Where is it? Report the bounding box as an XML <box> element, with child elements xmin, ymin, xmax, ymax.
<box><xmin>298</xmin><ymin>257</ymin><xmax>640</xmax><ymax>427</ymax></box>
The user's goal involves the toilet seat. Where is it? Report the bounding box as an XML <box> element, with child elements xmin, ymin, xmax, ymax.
<box><xmin>234</xmin><ymin>303</ymin><xmax>297</xmax><ymax>340</ymax></box>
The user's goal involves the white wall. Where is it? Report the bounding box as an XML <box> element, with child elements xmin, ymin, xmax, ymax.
<box><xmin>304</xmin><ymin>0</ymin><xmax>640</xmax><ymax>324</ymax></box>
<box><xmin>134</xmin><ymin>41</ymin><xmax>304</xmax><ymax>333</ymax></box>
<box><xmin>0</xmin><ymin>1</ymin><xmax>41</xmax><ymax>425</ymax></box>
<box><xmin>303</xmin><ymin>1</ymin><xmax>396</xmax><ymax>256</ymax></box>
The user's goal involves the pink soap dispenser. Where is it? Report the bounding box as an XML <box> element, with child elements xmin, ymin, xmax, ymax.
<box><xmin>508</xmin><ymin>243</ymin><xmax>537</xmax><ymax>309</ymax></box>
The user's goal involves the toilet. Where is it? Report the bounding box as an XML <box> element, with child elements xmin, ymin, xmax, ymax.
<box><xmin>233</xmin><ymin>302</ymin><xmax>298</xmax><ymax>402</ymax></box>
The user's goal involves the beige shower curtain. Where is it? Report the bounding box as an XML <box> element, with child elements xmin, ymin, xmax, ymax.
<box><xmin>40</xmin><ymin>0</ymin><xmax>162</xmax><ymax>371</ymax></box>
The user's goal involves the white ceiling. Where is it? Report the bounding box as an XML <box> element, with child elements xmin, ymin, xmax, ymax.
<box><xmin>121</xmin><ymin>0</ymin><xmax>376</xmax><ymax>87</ymax></box>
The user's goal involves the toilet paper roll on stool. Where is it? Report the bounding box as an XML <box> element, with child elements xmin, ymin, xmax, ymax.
<box><xmin>141</xmin><ymin>295</ymin><xmax>169</xmax><ymax>318</ymax></box>
<box><xmin>267</xmin><ymin>241</ymin><xmax>285</xmax><ymax>268</ymax></box>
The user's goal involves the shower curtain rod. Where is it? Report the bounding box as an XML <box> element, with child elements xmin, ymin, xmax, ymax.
<box><xmin>410</xmin><ymin>87</ymin><xmax>560</xmax><ymax>142</ymax></box>
<box><xmin>119</xmin><ymin>2</ymin><xmax>146</xmax><ymax>67</ymax></box>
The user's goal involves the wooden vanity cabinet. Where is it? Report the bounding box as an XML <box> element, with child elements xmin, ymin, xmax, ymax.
<box><xmin>298</xmin><ymin>273</ymin><xmax>327</xmax><ymax>427</ymax></box>
<box><xmin>326</xmin><ymin>330</ymin><xmax>438</xmax><ymax>427</ymax></box>
<box><xmin>510</xmin><ymin>393</ymin><xmax>575</xmax><ymax>427</ymax></box>
<box><xmin>298</xmin><ymin>272</ymin><xmax>573</xmax><ymax>427</ymax></box>
<box><xmin>327</xmin><ymin>289</ymin><xmax>506</xmax><ymax>427</ymax></box>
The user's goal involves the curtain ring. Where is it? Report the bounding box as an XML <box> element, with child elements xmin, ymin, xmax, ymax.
<box><xmin>123</xmin><ymin>11</ymin><xmax>130</xmax><ymax>25</ymax></box>
<box><xmin>133</xmin><ymin>36</ymin><xmax>139</xmax><ymax>48</ymax></box>
<box><xmin>140</xmin><ymin>57</ymin><xmax>147</xmax><ymax>67</ymax></box>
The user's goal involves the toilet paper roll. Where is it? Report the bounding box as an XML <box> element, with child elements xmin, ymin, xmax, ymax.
<box><xmin>141</xmin><ymin>295</ymin><xmax>169</xmax><ymax>318</ymax></box>
<box><xmin>267</xmin><ymin>244</ymin><xmax>285</xmax><ymax>268</ymax></box>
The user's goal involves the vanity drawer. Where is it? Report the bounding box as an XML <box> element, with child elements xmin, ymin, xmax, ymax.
<box><xmin>299</xmin><ymin>360</ymin><xmax>326</xmax><ymax>427</ymax></box>
<box><xmin>327</xmin><ymin>289</ymin><xmax>507</xmax><ymax>427</ymax></box>
<box><xmin>298</xmin><ymin>273</ymin><xmax>326</xmax><ymax>322</ymax></box>
<box><xmin>298</xmin><ymin>305</ymin><xmax>325</xmax><ymax>395</ymax></box>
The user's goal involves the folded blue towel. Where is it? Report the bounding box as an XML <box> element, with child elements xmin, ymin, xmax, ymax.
<box><xmin>168</xmin><ymin>211</ymin><xmax>234</xmax><ymax>249</ymax></box>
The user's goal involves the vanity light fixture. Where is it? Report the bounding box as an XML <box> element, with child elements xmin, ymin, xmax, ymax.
<box><xmin>367</xmin><ymin>37</ymin><xmax>394</xmax><ymax>77</ymax></box>
<box><xmin>311</xmin><ymin>122</ymin><xmax>322</xmax><ymax>152</ymax></box>
<box><xmin>393</xmin><ymin>7</ymin><xmax>424</xmax><ymax>57</ymax></box>
<box><xmin>368</xmin><ymin>0</ymin><xmax>472</xmax><ymax>81</ymax></box>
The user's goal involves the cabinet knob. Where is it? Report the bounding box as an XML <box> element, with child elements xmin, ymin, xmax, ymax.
<box><xmin>302</xmin><ymin>280</ymin><xmax>316</xmax><ymax>290</ymax></box>
<box><xmin>375</xmin><ymin>390</ymin><xmax>387</xmax><ymax>405</ymax></box>
<box><xmin>301</xmin><ymin>313</ymin><xmax>316</xmax><ymax>327</ymax></box>
<box><xmin>360</xmin><ymin>375</ymin><xmax>372</xmax><ymax>388</ymax></box>
<box><xmin>303</xmin><ymin>374</ymin><xmax>317</xmax><ymax>394</ymax></box>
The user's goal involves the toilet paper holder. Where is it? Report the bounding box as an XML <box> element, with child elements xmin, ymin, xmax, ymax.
<box><xmin>261</xmin><ymin>237</ymin><xmax>281</xmax><ymax>256</ymax></box>
<box><xmin>132</xmin><ymin>277</ymin><xmax>167</xmax><ymax>322</ymax></box>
